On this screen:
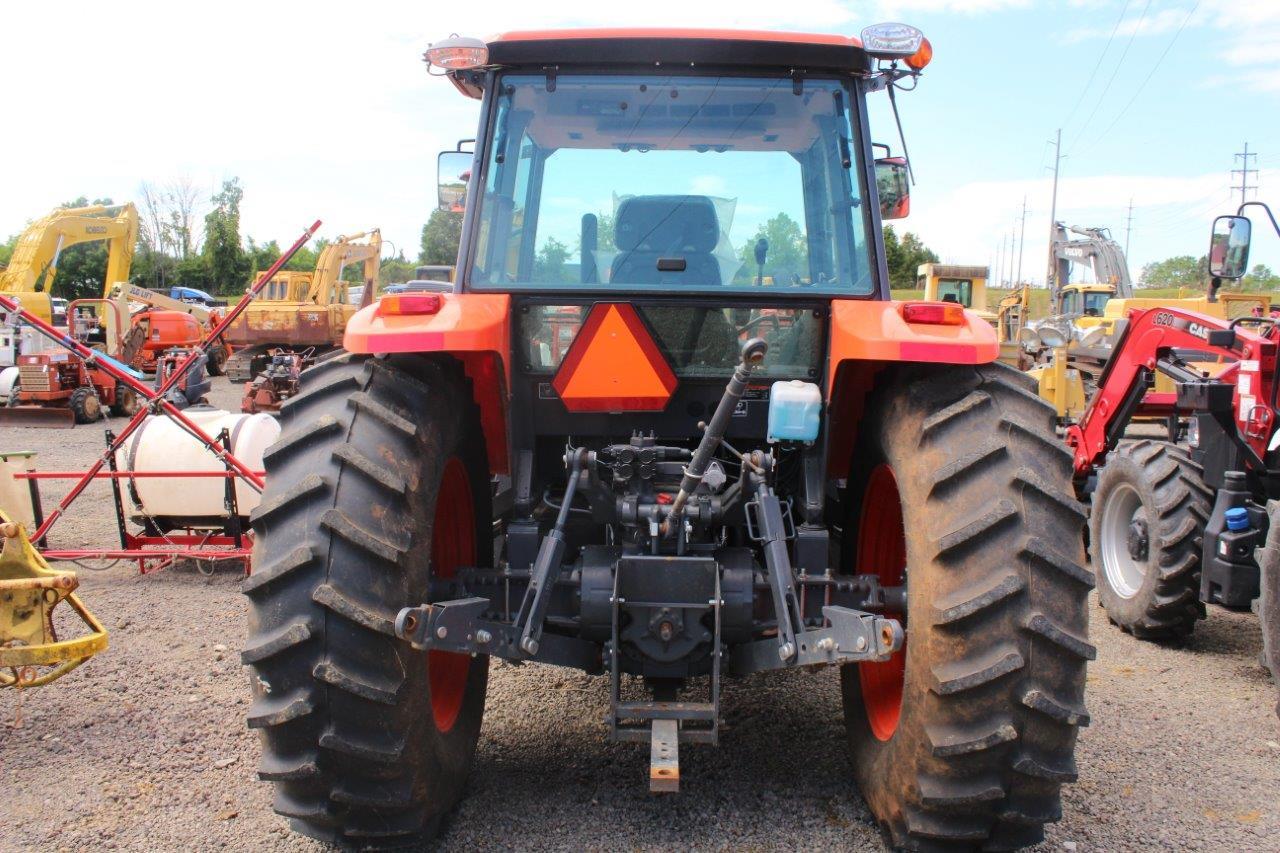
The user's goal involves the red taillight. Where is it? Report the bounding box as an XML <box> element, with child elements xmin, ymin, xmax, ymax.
<box><xmin>377</xmin><ymin>294</ymin><xmax>442</xmax><ymax>317</ymax></box>
<box><xmin>901</xmin><ymin>301</ymin><xmax>965</xmax><ymax>326</ymax></box>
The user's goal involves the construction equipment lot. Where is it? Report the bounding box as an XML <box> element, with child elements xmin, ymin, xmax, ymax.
<box><xmin>0</xmin><ymin>380</ymin><xmax>1275</xmax><ymax>851</ymax></box>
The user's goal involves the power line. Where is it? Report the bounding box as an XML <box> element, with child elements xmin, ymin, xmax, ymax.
<box><xmin>1232</xmin><ymin>142</ymin><xmax>1259</xmax><ymax>207</ymax></box>
<box><xmin>1068</xmin><ymin>0</ymin><xmax>1153</xmax><ymax>155</ymax></box>
<box><xmin>1062</xmin><ymin>0</ymin><xmax>1132</xmax><ymax>129</ymax></box>
<box><xmin>1074</xmin><ymin>1</ymin><xmax>1200</xmax><ymax>158</ymax></box>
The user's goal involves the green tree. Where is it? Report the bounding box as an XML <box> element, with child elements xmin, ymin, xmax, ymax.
<box><xmin>883</xmin><ymin>225</ymin><xmax>938</xmax><ymax>291</ymax></box>
<box><xmin>738</xmin><ymin>212</ymin><xmax>807</xmax><ymax>285</ymax></box>
<box><xmin>379</xmin><ymin>258</ymin><xmax>417</xmax><ymax>287</ymax></box>
<box><xmin>419</xmin><ymin>210</ymin><xmax>463</xmax><ymax>265</ymax></box>
<box><xmin>533</xmin><ymin>237</ymin><xmax>571</xmax><ymax>282</ymax></box>
<box><xmin>1138</xmin><ymin>255</ymin><xmax>1208</xmax><ymax>289</ymax></box>
<box><xmin>1241</xmin><ymin>263</ymin><xmax>1280</xmax><ymax>292</ymax></box>
<box><xmin>203</xmin><ymin>178</ymin><xmax>251</xmax><ymax>294</ymax></box>
<box><xmin>0</xmin><ymin>231</ymin><xmax>19</xmax><ymax>268</ymax></box>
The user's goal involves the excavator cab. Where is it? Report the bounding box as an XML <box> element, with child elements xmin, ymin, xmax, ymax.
<box><xmin>1060</xmin><ymin>284</ymin><xmax>1113</xmax><ymax>318</ymax></box>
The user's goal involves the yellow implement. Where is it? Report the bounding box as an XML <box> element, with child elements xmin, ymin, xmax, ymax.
<box><xmin>0</xmin><ymin>513</ymin><xmax>106</xmax><ymax>688</ymax></box>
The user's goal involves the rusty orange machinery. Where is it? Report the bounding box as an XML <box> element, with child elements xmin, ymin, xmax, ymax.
<box><xmin>344</xmin><ymin>292</ymin><xmax>995</xmax><ymax>480</ymax></box>
<box><xmin>222</xmin><ymin>232</ymin><xmax>381</xmax><ymax>382</ymax></box>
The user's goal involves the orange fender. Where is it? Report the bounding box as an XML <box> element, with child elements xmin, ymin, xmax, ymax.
<box><xmin>825</xmin><ymin>300</ymin><xmax>999</xmax><ymax>478</ymax></box>
<box><xmin>827</xmin><ymin>299</ymin><xmax>998</xmax><ymax>391</ymax></box>
<box><xmin>344</xmin><ymin>294</ymin><xmax>511</xmax><ymax>474</ymax></box>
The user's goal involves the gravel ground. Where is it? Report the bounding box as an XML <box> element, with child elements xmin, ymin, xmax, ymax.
<box><xmin>1</xmin><ymin>378</ymin><xmax>1278</xmax><ymax>852</ymax></box>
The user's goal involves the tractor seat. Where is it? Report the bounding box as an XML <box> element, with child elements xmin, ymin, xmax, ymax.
<box><xmin>611</xmin><ymin>195</ymin><xmax>723</xmax><ymax>286</ymax></box>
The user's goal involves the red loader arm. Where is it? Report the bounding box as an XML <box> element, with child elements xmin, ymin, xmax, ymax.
<box><xmin>1065</xmin><ymin>307</ymin><xmax>1278</xmax><ymax>476</ymax></box>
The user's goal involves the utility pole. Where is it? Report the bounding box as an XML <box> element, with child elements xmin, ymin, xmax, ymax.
<box><xmin>1232</xmin><ymin>142</ymin><xmax>1258</xmax><ymax>208</ymax></box>
<box><xmin>1124</xmin><ymin>198</ymin><xmax>1134</xmax><ymax>260</ymax></box>
<box><xmin>1046</xmin><ymin>128</ymin><xmax>1063</xmax><ymax>298</ymax></box>
<box><xmin>1015</xmin><ymin>196</ymin><xmax>1028</xmax><ymax>286</ymax></box>
<box><xmin>994</xmin><ymin>234</ymin><xmax>1003</xmax><ymax>289</ymax></box>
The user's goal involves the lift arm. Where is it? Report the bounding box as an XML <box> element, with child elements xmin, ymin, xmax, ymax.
<box><xmin>1065</xmin><ymin>306</ymin><xmax>1278</xmax><ymax>476</ymax></box>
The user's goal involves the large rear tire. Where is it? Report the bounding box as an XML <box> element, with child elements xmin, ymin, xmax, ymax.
<box><xmin>1089</xmin><ymin>440</ymin><xmax>1210</xmax><ymax>639</ymax></box>
<box><xmin>243</xmin><ymin>353</ymin><xmax>490</xmax><ymax>845</ymax></box>
<box><xmin>840</xmin><ymin>362</ymin><xmax>1093</xmax><ymax>851</ymax></box>
<box><xmin>1254</xmin><ymin>501</ymin><xmax>1280</xmax><ymax>719</ymax></box>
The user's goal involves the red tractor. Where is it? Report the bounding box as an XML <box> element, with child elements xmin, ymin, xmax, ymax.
<box><xmin>1070</xmin><ymin>209</ymin><xmax>1280</xmax><ymax>715</ymax></box>
<box><xmin>5</xmin><ymin>348</ymin><xmax>140</xmax><ymax>425</ymax></box>
<box><xmin>243</xmin><ymin>27</ymin><xmax>1091</xmax><ymax>850</ymax></box>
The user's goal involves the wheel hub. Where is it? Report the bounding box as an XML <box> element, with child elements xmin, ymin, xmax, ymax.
<box><xmin>1127</xmin><ymin>518</ymin><xmax>1149</xmax><ymax>562</ymax></box>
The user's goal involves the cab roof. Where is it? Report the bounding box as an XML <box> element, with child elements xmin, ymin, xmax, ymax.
<box><xmin>485</xmin><ymin>28</ymin><xmax>871</xmax><ymax>74</ymax></box>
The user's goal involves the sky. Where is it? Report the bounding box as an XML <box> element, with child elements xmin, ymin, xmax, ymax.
<box><xmin>3</xmin><ymin>0</ymin><xmax>1278</xmax><ymax>287</ymax></box>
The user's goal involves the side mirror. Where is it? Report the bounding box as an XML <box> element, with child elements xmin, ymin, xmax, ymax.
<box><xmin>1208</xmin><ymin>215</ymin><xmax>1251</xmax><ymax>279</ymax></box>
<box><xmin>875</xmin><ymin>157</ymin><xmax>910</xmax><ymax>221</ymax></box>
<box><xmin>437</xmin><ymin>151</ymin><xmax>473</xmax><ymax>212</ymax></box>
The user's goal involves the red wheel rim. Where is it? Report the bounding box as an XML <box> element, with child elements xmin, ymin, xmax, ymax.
<box><xmin>857</xmin><ymin>463</ymin><xmax>907</xmax><ymax>741</ymax></box>
<box><xmin>428</xmin><ymin>456</ymin><xmax>474</xmax><ymax>733</ymax></box>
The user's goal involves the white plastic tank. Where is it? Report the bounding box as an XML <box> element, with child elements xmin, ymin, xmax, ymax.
<box><xmin>767</xmin><ymin>380</ymin><xmax>823</xmax><ymax>443</ymax></box>
<box><xmin>117</xmin><ymin>407</ymin><xmax>279</xmax><ymax>523</ymax></box>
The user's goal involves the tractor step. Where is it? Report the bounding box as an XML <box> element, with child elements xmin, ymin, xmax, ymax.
<box><xmin>0</xmin><ymin>406</ymin><xmax>75</xmax><ymax>428</ymax></box>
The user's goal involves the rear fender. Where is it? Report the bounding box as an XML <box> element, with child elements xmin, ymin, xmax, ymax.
<box><xmin>825</xmin><ymin>300</ymin><xmax>998</xmax><ymax>478</ymax></box>
<box><xmin>344</xmin><ymin>294</ymin><xmax>511</xmax><ymax>474</ymax></box>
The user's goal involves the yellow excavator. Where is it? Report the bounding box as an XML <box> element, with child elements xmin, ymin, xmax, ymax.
<box><xmin>0</xmin><ymin>203</ymin><xmax>137</xmax><ymax>325</ymax></box>
<box><xmin>222</xmin><ymin>230</ymin><xmax>381</xmax><ymax>381</ymax></box>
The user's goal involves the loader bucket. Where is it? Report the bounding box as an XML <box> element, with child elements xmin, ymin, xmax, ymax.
<box><xmin>0</xmin><ymin>514</ymin><xmax>108</xmax><ymax>689</ymax></box>
<box><xmin>0</xmin><ymin>406</ymin><xmax>76</xmax><ymax>429</ymax></box>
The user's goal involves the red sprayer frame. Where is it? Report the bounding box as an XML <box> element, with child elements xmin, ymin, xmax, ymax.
<box><xmin>1</xmin><ymin>220</ymin><xmax>321</xmax><ymax>571</ymax></box>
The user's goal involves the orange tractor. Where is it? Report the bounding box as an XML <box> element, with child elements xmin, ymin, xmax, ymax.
<box><xmin>244</xmin><ymin>27</ymin><xmax>1091</xmax><ymax>850</ymax></box>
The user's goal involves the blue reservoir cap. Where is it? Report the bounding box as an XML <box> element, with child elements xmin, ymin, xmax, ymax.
<box><xmin>1225</xmin><ymin>507</ymin><xmax>1250</xmax><ymax>531</ymax></box>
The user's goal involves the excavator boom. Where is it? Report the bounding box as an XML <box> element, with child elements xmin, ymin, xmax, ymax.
<box><xmin>1051</xmin><ymin>222</ymin><xmax>1132</xmax><ymax>307</ymax></box>
<box><xmin>306</xmin><ymin>230</ymin><xmax>382</xmax><ymax>305</ymax></box>
<box><xmin>0</xmin><ymin>204</ymin><xmax>139</xmax><ymax>320</ymax></box>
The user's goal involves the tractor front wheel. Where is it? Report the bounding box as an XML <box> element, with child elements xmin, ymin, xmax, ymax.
<box><xmin>69</xmin><ymin>387</ymin><xmax>102</xmax><ymax>423</ymax></box>
<box><xmin>1089</xmin><ymin>440</ymin><xmax>1210</xmax><ymax>639</ymax></box>
<box><xmin>840</xmin><ymin>363</ymin><xmax>1093</xmax><ymax>850</ymax></box>
<box><xmin>243</xmin><ymin>353</ymin><xmax>490</xmax><ymax>845</ymax></box>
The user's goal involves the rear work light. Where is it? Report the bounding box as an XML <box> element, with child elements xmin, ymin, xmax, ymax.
<box><xmin>860</xmin><ymin>23</ymin><xmax>925</xmax><ymax>61</ymax></box>
<box><xmin>901</xmin><ymin>301</ymin><xmax>965</xmax><ymax>326</ymax></box>
<box><xmin>377</xmin><ymin>293</ymin><xmax>443</xmax><ymax>317</ymax></box>
<box><xmin>424</xmin><ymin>35</ymin><xmax>489</xmax><ymax>71</ymax></box>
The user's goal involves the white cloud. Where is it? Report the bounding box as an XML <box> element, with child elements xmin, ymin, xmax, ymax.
<box><xmin>906</xmin><ymin>169</ymin><xmax>1272</xmax><ymax>281</ymax></box>
<box><xmin>1064</xmin><ymin>0</ymin><xmax>1280</xmax><ymax>93</ymax></box>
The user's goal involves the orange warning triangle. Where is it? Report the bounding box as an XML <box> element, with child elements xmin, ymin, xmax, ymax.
<box><xmin>553</xmin><ymin>303</ymin><xmax>677</xmax><ymax>412</ymax></box>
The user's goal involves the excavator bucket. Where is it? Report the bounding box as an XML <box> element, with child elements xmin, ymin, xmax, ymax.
<box><xmin>0</xmin><ymin>406</ymin><xmax>76</xmax><ymax>429</ymax></box>
<box><xmin>0</xmin><ymin>514</ymin><xmax>107</xmax><ymax>689</ymax></box>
